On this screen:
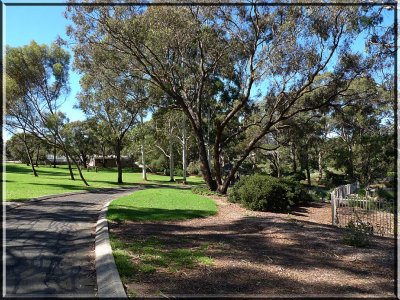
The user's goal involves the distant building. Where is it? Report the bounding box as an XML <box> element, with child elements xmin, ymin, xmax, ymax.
<box><xmin>88</xmin><ymin>156</ymin><xmax>138</xmax><ymax>168</ymax></box>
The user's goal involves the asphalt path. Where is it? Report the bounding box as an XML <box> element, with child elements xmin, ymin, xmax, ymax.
<box><xmin>5</xmin><ymin>187</ymin><xmax>137</xmax><ymax>297</ymax></box>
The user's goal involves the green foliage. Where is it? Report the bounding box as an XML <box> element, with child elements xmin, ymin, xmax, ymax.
<box><xmin>285</xmin><ymin>172</ymin><xmax>306</xmax><ymax>182</ymax></box>
<box><xmin>191</xmin><ymin>186</ymin><xmax>221</xmax><ymax>196</ymax></box>
<box><xmin>187</xmin><ymin>161</ymin><xmax>201</xmax><ymax>175</ymax></box>
<box><xmin>343</xmin><ymin>220</ymin><xmax>373</xmax><ymax>247</ymax></box>
<box><xmin>325</xmin><ymin>170</ymin><xmax>347</xmax><ymax>187</ymax></box>
<box><xmin>228</xmin><ymin>174</ymin><xmax>311</xmax><ymax>212</ymax></box>
<box><xmin>376</xmin><ymin>188</ymin><xmax>395</xmax><ymax>202</ymax></box>
<box><xmin>107</xmin><ymin>188</ymin><xmax>217</xmax><ymax>222</ymax></box>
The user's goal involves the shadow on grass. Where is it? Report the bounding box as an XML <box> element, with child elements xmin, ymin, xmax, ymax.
<box><xmin>108</xmin><ymin>206</ymin><xmax>216</xmax><ymax>222</ymax></box>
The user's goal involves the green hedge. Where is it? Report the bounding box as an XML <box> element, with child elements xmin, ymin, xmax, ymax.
<box><xmin>228</xmin><ymin>174</ymin><xmax>311</xmax><ymax>212</ymax></box>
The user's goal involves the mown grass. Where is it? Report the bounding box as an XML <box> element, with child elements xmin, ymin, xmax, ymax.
<box><xmin>107</xmin><ymin>188</ymin><xmax>217</xmax><ymax>221</ymax></box>
<box><xmin>110</xmin><ymin>235</ymin><xmax>214</xmax><ymax>281</ymax></box>
<box><xmin>108</xmin><ymin>188</ymin><xmax>217</xmax><ymax>291</ymax></box>
<box><xmin>4</xmin><ymin>163</ymin><xmax>204</xmax><ymax>201</ymax></box>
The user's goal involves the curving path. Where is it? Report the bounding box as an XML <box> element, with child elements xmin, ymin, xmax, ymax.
<box><xmin>5</xmin><ymin>187</ymin><xmax>137</xmax><ymax>297</ymax></box>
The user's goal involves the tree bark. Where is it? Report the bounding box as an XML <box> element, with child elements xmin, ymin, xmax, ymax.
<box><xmin>23</xmin><ymin>132</ymin><xmax>38</xmax><ymax>177</ymax></box>
<box><xmin>53</xmin><ymin>144</ymin><xmax>57</xmax><ymax>168</ymax></box>
<box><xmin>35</xmin><ymin>144</ymin><xmax>40</xmax><ymax>167</ymax></box>
<box><xmin>81</xmin><ymin>152</ymin><xmax>88</xmax><ymax>169</ymax></box>
<box><xmin>305</xmin><ymin>146</ymin><xmax>311</xmax><ymax>186</ymax></box>
<box><xmin>65</xmin><ymin>152</ymin><xmax>75</xmax><ymax>180</ymax></box>
<box><xmin>291</xmin><ymin>143</ymin><xmax>297</xmax><ymax>173</ymax></box>
<box><xmin>182</xmin><ymin>119</ymin><xmax>187</xmax><ymax>184</ymax></box>
<box><xmin>169</xmin><ymin>120</ymin><xmax>174</xmax><ymax>182</ymax></box>
<box><xmin>116</xmin><ymin>139</ymin><xmax>123</xmax><ymax>184</ymax></box>
<box><xmin>318</xmin><ymin>150</ymin><xmax>323</xmax><ymax>181</ymax></box>
<box><xmin>70</xmin><ymin>155</ymin><xmax>89</xmax><ymax>186</ymax></box>
<box><xmin>140</xmin><ymin>114</ymin><xmax>147</xmax><ymax>181</ymax></box>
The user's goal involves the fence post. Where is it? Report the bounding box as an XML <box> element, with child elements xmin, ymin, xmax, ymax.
<box><xmin>331</xmin><ymin>191</ymin><xmax>336</xmax><ymax>225</ymax></box>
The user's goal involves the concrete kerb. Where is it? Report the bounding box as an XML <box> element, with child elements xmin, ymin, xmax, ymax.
<box><xmin>95</xmin><ymin>199</ymin><xmax>128</xmax><ymax>298</ymax></box>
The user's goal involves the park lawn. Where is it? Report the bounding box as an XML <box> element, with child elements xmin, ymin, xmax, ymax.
<box><xmin>4</xmin><ymin>163</ymin><xmax>204</xmax><ymax>201</ymax></box>
<box><xmin>107</xmin><ymin>188</ymin><xmax>217</xmax><ymax>293</ymax></box>
<box><xmin>107</xmin><ymin>188</ymin><xmax>217</xmax><ymax>221</ymax></box>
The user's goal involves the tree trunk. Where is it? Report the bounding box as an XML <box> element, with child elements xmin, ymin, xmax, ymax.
<box><xmin>116</xmin><ymin>139</ymin><xmax>123</xmax><ymax>184</ymax></box>
<box><xmin>182</xmin><ymin>119</ymin><xmax>187</xmax><ymax>184</ymax></box>
<box><xmin>53</xmin><ymin>144</ymin><xmax>57</xmax><ymax>168</ymax></box>
<box><xmin>305</xmin><ymin>147</ymin><xmax>311</xmax><ymax>186</ymax></box>
<box><xmin>318</xmin><ymin>150</ymin><xmax>323</xmax><ymax>181</ymax></box>
<box><xmin>70</xmin><ymin>155</ymin><xmax>89</xmax><ymax>186</ymax></box>
<box><xmin>81</xmin><ymin>152</ymin><xmax>88</xmax><ymax>169</ymax></box>
<box><xmin>291</xmin><ymin>143</ymin><xmax>297</xmax><ymax>173</ymax></box>
<box><xmin>140</xmin><ymin>114</ymin><xmax>147</xmax><ymax>181</ymax></box>
<box><xmin>65</xmin><ymin>152</ymin><xmax>75</xmax><ymax>180</ymax></box>
<box><xmin>347</xmin><ymin>145</ymin><xmax>355</xmax><ymax>180</ymax></box>
<box><xmin>23</xmin><ymin>132</ymin><xmax>38</xmax><ymax>177</ymax></box>
<box><xmin>102</xmin><ymin>145</ymin><xmax>106</xmax><ymax>167</ymax></box>
<box><xmin>35</xmin><ymin>145</ymin><xmax>40</xmax><ymax>167</ymax></box>
<box><xmin>169</xmin><ymin>121</ymin><xmax>174</xmax><ymax>182</ymax></box>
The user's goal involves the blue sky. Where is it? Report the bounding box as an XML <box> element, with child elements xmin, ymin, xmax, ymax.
<box><xmin>5</xmin><ymin>3</ymin><xmax>85</xmax><ymax>125</ymax></box>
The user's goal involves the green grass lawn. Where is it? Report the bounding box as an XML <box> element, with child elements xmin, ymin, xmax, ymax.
<box><xmin>4</xmin><ymin>163</ymin><xmax>204</xmax><ymax>201</ymax></box>
<box><xmin>107</xmin><ymin>187</ymin><xmax>217</xmax><ymax>293</ymax></box>
<box><xmin>107</xmin><ymin>188</ymin><xmax>217</xmax><ymax>221</ymax></box>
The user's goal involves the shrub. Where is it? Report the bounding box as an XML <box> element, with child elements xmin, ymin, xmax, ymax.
<box><xmin>228</xmin><ymin>174</ymin><xmax>311</xmax><ymax>212</ymax></box>
<box><xmin>343</xmin><ymin>220</ymin><xmax>373</xmax><ymax>247</ymax></box>
<box><xmin>285</xmin><ymin>171</ymin><xmax>306</xmax><ymax>182</ymax></box>
<box><xmin>191</xmin><ymin>186</ymin><xmax>221</xmax><ymax>196</ymax></box>
<box><xmin>188</xmin><ymin>161</ymin><xmax>201</xmax><ymax>175</ymax></box>
<box><xmin>325</xmin><ymin>170</ymin><xmax>347</xmax><ymax>186</ymax></box>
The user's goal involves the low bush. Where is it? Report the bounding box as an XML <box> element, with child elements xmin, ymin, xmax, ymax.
<box><xmin>188</xmin><ymin>161</ymin><xmax>201</xmax><ymax>175</ymax></box>
<box><xmin>228</xmin><ymin>174</ymin><xmax>311</xmax><ymax>212</ymax></box>
<box><xmin>343</xmin><ymin>220</ymin><xmax>373</xmax><ymax>247</ymax></box>
<box><xmin>325</xmin><ymin>170</ymin><xmax>347</xmax><ymax>186</ymax></box>
<box><xmin>191</xmin><ymin>186</ymin><xmax>221</xmax><ymax>196</ymax></box>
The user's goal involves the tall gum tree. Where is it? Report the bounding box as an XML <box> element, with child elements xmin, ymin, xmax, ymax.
<box><xmin>66</xmin><ymin>2</ymin><xmax>392</xmax><ymax>193</ymax></box>
<box><xmin>5</xmin><ymin>41</ymin><xmax>89</xmax><ymax>185</ymax></box>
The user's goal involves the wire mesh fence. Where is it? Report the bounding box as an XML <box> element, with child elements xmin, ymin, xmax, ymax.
<box><xmin>331</xmin><ymin>183</ymin><xmax>395</xmax><ymax>237</ymax></box>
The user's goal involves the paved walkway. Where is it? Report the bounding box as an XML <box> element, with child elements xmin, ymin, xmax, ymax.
<box><xmin>5</xmin><ymin>187</ymin><xmax>137</xmax><ymax>297</ymax></box>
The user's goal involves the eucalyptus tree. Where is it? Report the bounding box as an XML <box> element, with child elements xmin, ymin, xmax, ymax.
<box><xmin>5</xmin><ymin>41</ymin><xmax>89</xmax><ymax>185</ymax></box>
<box><xmin>77</xmin><ymin>54</ymin><xmax>148</xmax><ymax>183</ymax></box>
<box><xmin>67</xmin><ymin>3</ymin><xmax>390</xmax><ymax>193</ymax></box>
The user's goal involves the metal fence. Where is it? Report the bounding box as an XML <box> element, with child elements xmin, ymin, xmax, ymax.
<box><xmin>331</xmin><ymin>183</ymin><xmax>395</xmax><ymax>237</ymax></box>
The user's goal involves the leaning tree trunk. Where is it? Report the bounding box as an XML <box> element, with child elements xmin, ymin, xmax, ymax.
<box><xmin>22</xmin><ymin>132</ymin><xmax>38</xmax><ymax>177</ymax></box>
<box><xmin>70</xmin><ymin>155</ymin><xmax>89</xmax><ymax>186</ymax></box>
<box><xmin>115</xmin><ymin>139</ymin><xmax>123</xmax><ymax>184</ymax></box>
<box><xmin>65</xmin><ymin>152</ymin><xmax>75</xmax><ymax>180</ymax></box>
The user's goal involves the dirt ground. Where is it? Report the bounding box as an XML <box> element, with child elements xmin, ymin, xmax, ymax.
<box><xmin>109</xmin><ymin>197</ymin><xmax>396</xmax><ymax>298</ymax></box>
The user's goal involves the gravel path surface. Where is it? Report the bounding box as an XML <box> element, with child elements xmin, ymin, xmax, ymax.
<box><xmin>5</xmin><ymin>187</ymin><xmax>137</xmax><ymax>297</ymax></box>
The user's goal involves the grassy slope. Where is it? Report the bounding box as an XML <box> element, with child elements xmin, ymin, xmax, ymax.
<box><xmin>4</xmin><ymin>163</ymin><xmax>204</xmax><ymax>201</ymax></box>
<box><xmin>107</xmin><ymin>188</ymin><xmax>217</xmax><ymax>221</ymax></box>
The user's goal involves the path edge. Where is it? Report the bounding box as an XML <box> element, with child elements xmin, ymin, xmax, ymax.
<box><xmin>95</xmin><ymin>200</ymin><xmax>127</xmax><ymax>298</ymax></box>
<box><xmin>4</xmin><ymin>187</ymin><xmax>137</xmax><ymax>212</ymax></box>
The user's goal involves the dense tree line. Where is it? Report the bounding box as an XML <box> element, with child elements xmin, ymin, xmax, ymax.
<box><xmin>5</xmin><ymin>3</ymin><xmax>395</xmax><ymax>192</ymax></box>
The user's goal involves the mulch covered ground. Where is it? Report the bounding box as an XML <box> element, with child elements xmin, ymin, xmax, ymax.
<box><xmin>109</xmin><ymin>197</ymin><xmax>395</xmax><ymax>298</ymax></box>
